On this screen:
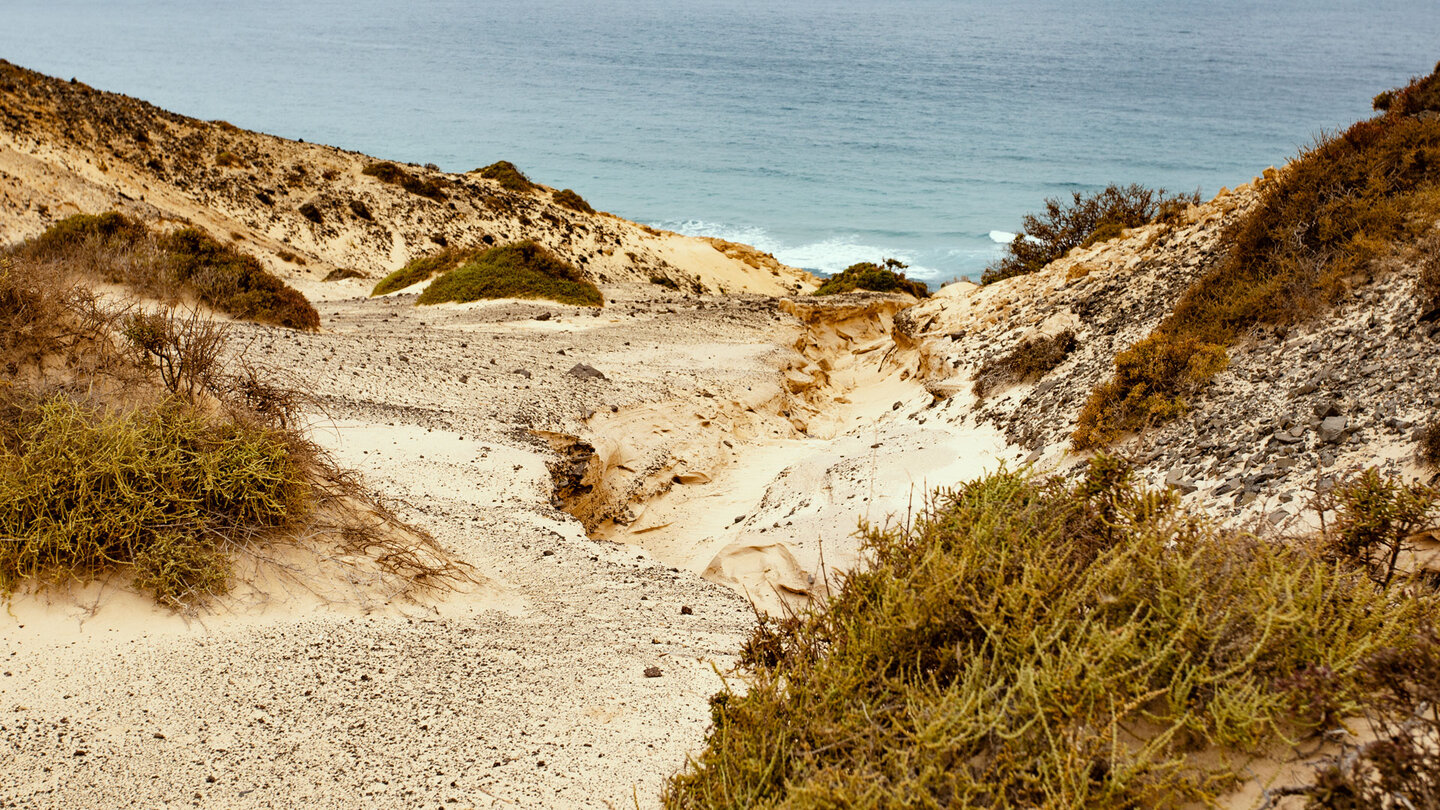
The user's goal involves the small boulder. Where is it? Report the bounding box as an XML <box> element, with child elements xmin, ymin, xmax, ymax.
<box><xmin>1319</xmin><ymin>415</ymin><xmax>1347</xmax><ymax>443</ymax></box>
<box><xmin>567</xmin><ymin>363</ymin><xmax>607</xmax><ymax>381</ymax></box>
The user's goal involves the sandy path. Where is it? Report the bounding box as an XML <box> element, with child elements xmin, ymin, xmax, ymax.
<box><xmin>1</xmin><ymin>288</ymin><xmax>788</xmax><ymax>809</ymax></box>
<box><xmin>1</xmin><ymin>284</ymin><xmax>1019</xmax><ymax>808</ymax></box>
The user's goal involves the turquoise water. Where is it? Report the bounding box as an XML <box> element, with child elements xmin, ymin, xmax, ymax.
<box><xmin>3</xmin><ymin>1</ymin><xmax>1438</xmax><ymax>282</ymax></box>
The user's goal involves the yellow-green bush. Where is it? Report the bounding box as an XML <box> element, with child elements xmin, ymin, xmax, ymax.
<box><xmin>370</xmin><ymin>247</ymin><xmax>484</xmax><ymax>296</ymax></box>
<box><xmin>0</xmin><ymin>396</ymin><xmax>310</xmax><ymax>606</ymax></box>
<box><xmin>416</xmin><ymin>240</ymin><xmax>602</xmax><ymax>307</ymax></box>
<box><xmin>665</xmin><ymin>462</ymin><xmax>1437</xmax><ymax>809</ymax></box>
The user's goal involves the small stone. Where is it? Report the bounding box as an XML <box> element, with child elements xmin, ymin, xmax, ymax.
<box><xmin>680</xmin><ymin>606</ymin><xmax>693</xmax><ymax>615</ymax></box>
<box><xmin>535</xmin><ymin>312</ymin><xmax>552</xmax><ymax>321</ymax></box>
<box><xmin>892</xmin><ymin>401</ymin><xmax>903</xmax><ymax>411</ymax></box>
<box><xmin>1319</xmin><ymin>415</ymin><xmax>1347</xmax><ymax>443</ymax></box>
<box><xmin>513</xmin><ymin>368</ymin><xmax>532</xmax><ymax>379</ymax></box>
<box><xmin>643</xmin><ymin>666</ymin><xmax>662</xmax><ymax>678</ymax></box>
<box><xmin>1215</xmin><ymin>477</ymin><xmax>1243</xmax><ymax>496</ymax></box>
<box><xmin>1267</xmin><ymin>509</ymin><xmax>1289</xmax><ymax>525</ymax></box>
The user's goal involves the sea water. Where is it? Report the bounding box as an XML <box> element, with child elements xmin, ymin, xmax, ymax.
<box><xmin>3</xmin><ymin>0</ymin><xmax>1438</xmax><ymax>283</ymax></box>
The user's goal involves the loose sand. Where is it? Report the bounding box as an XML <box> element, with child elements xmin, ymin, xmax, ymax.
<box><xmin>0</xmin><ymin>283</ymin><xmax>1018</xmax><ymax>809</ymax></box>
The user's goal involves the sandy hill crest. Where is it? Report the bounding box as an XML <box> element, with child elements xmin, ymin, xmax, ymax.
<box><xmin>0</xmin><ymin>60</ymin><xmax>814</xmax><ymax>297</ymax></box>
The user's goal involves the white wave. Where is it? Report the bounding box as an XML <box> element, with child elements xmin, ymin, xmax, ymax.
<box><xmin>989</xmin><ymin>230</ymin><xmax>1018</xmax><ymax>244</ymax></box>
<box><xmin>648</xmin><ymin>219</ymin><xmax>780</xmax><ymax>253</ymax></box>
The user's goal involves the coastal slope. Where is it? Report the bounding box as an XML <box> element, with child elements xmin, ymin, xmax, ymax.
<box><xmin>0</xmin><ymin>60</ymin><xmax>814</xmax><ymax>298</ymax></box>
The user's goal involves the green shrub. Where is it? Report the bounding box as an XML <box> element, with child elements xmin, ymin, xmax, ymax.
<box><xmin>474</xmin><ymin>160</ymin><xmax>534</xmax><ymax>192</ymax></box>
<box><xmin>664</xmin><ymin>463</ymin><xmax>1438</xmax><ymax>809</ymax></box>
<box><xmin>813</xmin><ymin>259</ymin><xmax>928</xmax><ymax>297</ymax></box>
<box><xmin>161</xmin><ymin>227</ymin><xmax>320</xmax><ymax>330</ymax></box>
<box><xmin>973</xmin><ymin>329</ymin><xmax>1076</xmax><ymax>399</ymax></box>
<box><xmin>11</xmin><ymin>213</ymin><xmax>319</xmax><ymax>331</ymax></box>
<box><xmin>982</xmin><ymin>185</ymin><xmax>1199</xmax><ymax>285</ymax></box>
<box><xmin>361</xmin><ymin>161</ymin><xmax>448</xmax><ymax>201</ymax></box>
<box><xmin>416</xmin><ymin>241</ymin><xmax>602</xmax><ymax>307</ymax></box>
<box><xmin>0</xmin><ymin>395</ymin><xmax>310</xmax><ymax>606</ymax></box>
<box><xmin>1325</xmin><ymin>468</ymin><xmax>1437</xmax><ymax>588</ymax></box>
<box><xmin>552</xmin><ymin>188</ymin><xmax>594</xmax><ymax>213</ymax></box>
<box><xmin>371</xmin><ymin>247</ymin><xmax>484</xmax><ymax>296</ymax></box>
<box><xmin>1075</xmin><ymin>67</ymin><xmax>1440</xmax><ymax>448</ymax></box>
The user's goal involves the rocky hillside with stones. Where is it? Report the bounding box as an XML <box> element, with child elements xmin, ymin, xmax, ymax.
<box><xmin>859</xmin><ymin>172</ymin><xmax>1439</xmax><ymax>531</ymax></box>
<box><xmin>0</xmin><ymin>60</ymin><xmax>813</xmax><ymax>297</ymax></box>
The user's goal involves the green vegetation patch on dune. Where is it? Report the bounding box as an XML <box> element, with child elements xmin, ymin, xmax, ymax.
<box><xmin>13</xmin><ymin>213</ymin><xmax>319</xmax><ymax>330</ymax></box>
<box><xmin>665</xmin><ymin>460</ymin><xmax>1438</xmax><ymax>809</ymax></box>
<box><xmin>813</xmin><ymin>259</ymin><xmax>928</xmax><ymax>297</ymax></box>
<box><xmin>361</xmin><ymin>161</ymin><xmax>448</xmax><ymax>201</ymax></box>
<box><xmin>0</xmin><ymin>395</ymin><xmax>310</xmax><ymax>605</ymax></box>
<box><xmin>416</xmin><ymin>241</ymin><xmax>602</xmax><ymax>307</ymax></box>
<box><xmin>473</xmin><ymin>160</ymin><xmax>535</xmax><ymax>192</ymax></box>
<box><xmin>551</xmin><ymin>188</ymin><xmax>595</xmax><ymax>214</ymax></box>
<box><xmin>371</xmin><ymin>247</ymin><xmax>485</xmax><ymax>296</ymax></box>
<box><xmin>1075</xmin><ymin>66</ymin><xmax>1440</xmax><ymax>448</ymax></box>
<box><xmin>982</xmin><ymin>184</ymin><xmax>1198</xmax><ymax>285</ymax></box>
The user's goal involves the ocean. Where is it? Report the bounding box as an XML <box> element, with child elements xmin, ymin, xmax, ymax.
<box><xmin>3</xmin><ymin>0</ymin><xmax>1438</xmax><ymax>283</ymax></box>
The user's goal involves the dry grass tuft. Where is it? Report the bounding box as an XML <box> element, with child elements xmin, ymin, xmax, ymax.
<box><xmin>551</xmin><ymin>188</ymin><xmax>594</xmax><ymax>214</ymax></box>
<box><xmin>972</xmin><ymin>329</ymin><xmax>1076</xmax><ymax>399</ymax></box>
<box><xmin>665</xmin><ymin>460</ymin><xmax>1440</xmax><ymax>809</ymax></box>
<box><xmin>360</xmin><ymin>161</ymin><xmax>448</xmax><ymax>201</ymax></box>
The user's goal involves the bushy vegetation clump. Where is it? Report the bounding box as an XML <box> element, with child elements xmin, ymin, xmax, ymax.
<box><xmin>551</xmin><ymin>188</ymin><xmax>594</xmax><ymax>213</ymax></box>
<box><xmin>10</xmin><ymin>212</ymin><xmax>319</xmax><ymax>330</ymax></box>
<box><xmin>665</xmin><ymin>460</ymin><xmax>1439</xmax><ymax>809</ymax></box>
<box><xmin>360</xmin><ymin>161</ymin><xmax>448</xmax><ymax>201</ymax></box>
<box><xmin>416</xmin><ymin>241</ymin><xmax>602</xmax><ymax>307</ymax></box>
<box><xmin>473</xmin><ymin>160</ymin><xmax>534</xmax><ymax>192</ymax></box>
<box><xmin>813</xmin><ymin>259</ymin><xmax>928</xmax><ymax>297</ymax></box>
<box><xmin>982</xmin><ymin>184</ymin><xmax>1198</xmax><ymax>285</ymax></box>
<box><xmin>972</xmin><ymin>329</ymin><xmax>1077</xmax><ymax>399</ymax></box>
<box><xmin>1075</xmin><ymin>66</ymin><xmax>1440</xmax><ymax>448</ymax></box>
<box><xmin>370</xmin><ymin>247</ymin><xmax>484</xmax><ymax>296</ymax></box>
<box><xmin>0</xmin><ymin>230</ymin><xmax>451</xmax><ymax>608</ymax></box>
<box><xmin>0</xmin><ymin>396</ymin><xmax>310</xmax><ymax>605</ymax></box>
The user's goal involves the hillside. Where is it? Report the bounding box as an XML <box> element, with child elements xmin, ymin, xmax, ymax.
<box><xmin>0</xmin><ymin>60</ymin><xmax>814</xmax><ymax>298</ymax></box>
<box><xmin>5</xmin><ymin>59</ymin><xmax>1440</xmax><ymax>809</ymax></box>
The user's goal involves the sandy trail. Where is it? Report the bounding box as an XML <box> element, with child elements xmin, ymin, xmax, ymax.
<box><xmin>1</xmin><ymin>284</ymin><xmax>1018</xmax><ymax>808</ymax></box>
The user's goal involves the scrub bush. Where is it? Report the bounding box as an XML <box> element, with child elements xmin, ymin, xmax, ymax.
<box><xmin>416</xmin><ymin>241</ymin><xmax>602</xmax><ymax>307</ymax></box>
<box><xmin>813</xmin><ymin>259</ymin><xmax>928</xmax><ymax>297</ymax></box>
<box><xmin>982</xmin><ymin>185</ymin><xmax>1198</xmax><ymax>285</ymax></box>
<box><xmin>665</xmin><ymin>462</ymin><xmax>1439</xmax><ymax>809</ymax></box>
